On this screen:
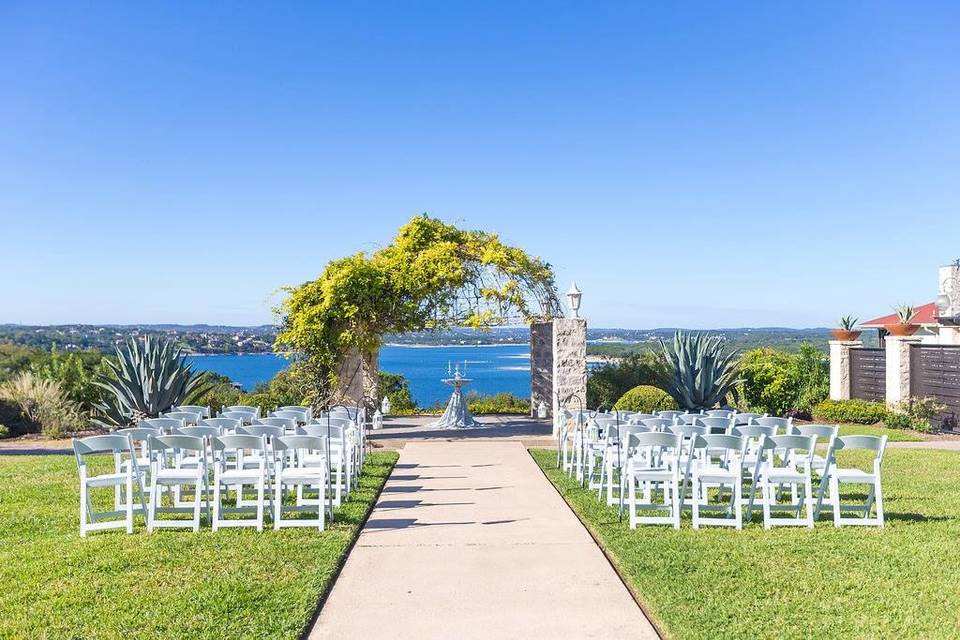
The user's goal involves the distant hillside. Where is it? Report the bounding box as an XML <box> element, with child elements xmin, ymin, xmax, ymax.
<box><xmin>0</xmin><ymin>323</ymin><xmax>852</xmax><ymax>355</ymax></box>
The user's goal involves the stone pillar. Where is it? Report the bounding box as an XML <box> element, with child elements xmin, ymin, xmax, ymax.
<box><xmin>335</xmin><ymin>347</ymin><xmax>379</xmax><ymax>410</ymax></box>
<box><xmin>884</xmin><ymin>336</ymin><xmax>923</xmax><ymax>407</ymax></box>
<box><xmin>530</xmin><ymin>318</ymin><xmax>587</xmax><ymax>435</ymax></box>
<box><xmin>829</xmin><ymin>340</ymin><xmax>860</xmax><ymax>400</ymax></box>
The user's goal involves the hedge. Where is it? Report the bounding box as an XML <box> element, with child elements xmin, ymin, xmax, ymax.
<box><xmin>613</xmin><ymin>385</ymin><xmax>678</xmax><ymax>413</ymax></box>
<box><xmin>812</xmin><ymin>399</ymin><xmax>888</xmax><ymax>425</ymax></box>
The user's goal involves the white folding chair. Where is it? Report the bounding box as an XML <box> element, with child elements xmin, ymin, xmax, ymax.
<box><xmin>758</xmin><ymin>434</ymin><xmax>817</xmax><ymax>529</ymax></box>
<box><xmin>220</xmin><ymin>410</ymin><xmax>256</xmax><ymax>425</ymax></box>
<box><xmin>753</xmin><ymin>416</ymin><xmax>792</xmax><ymax>434</ymax></box>
<box><xmin>163</xmin><ymin>410</ymin><xmax>202</xmax><ymax>427</ymax></box>
<box><xmin>271</xmin><ymin>410</ymin><xmax>308</xmax><ymax>425</ymax></box>
<box><xmin>277</xmin><ymin>406</ymin><xmax>313</xmax><ymax>422</ymax></box>
<box><xmin>687</xmin><ymin>434</ymin><xmax>746</xmax><ymax>529</ymax></box>
<box><xmin>639</xmin><ymin>417</ymin><xmax>673</xmax><ymax>431</ymax></box>
<box><xmin>821</xmin><ymin>435</ymin><xmax>887</xmax><ymax>527</ymax></box>
<box><xmin>225</xmin><ymin>405</ymin><xmax>261</xmax><ymax>419</ymax></box>
<box><xmin>73</xmin><ymin>434</ymin><xmax>146</xmax><ymax>536</ymax></box>
<box><xmin>141</xmin><ymin>417</ymin><xmax>184</xmax><ymax>434</ymax></box>
<box><xmin>301</xmin><ymin>423</ymin><xmax>349</xmax><ymax>505</ymax></box>
<box><xmin>733</xmin><ymin>412</ymin><xmax>766</xmax><ymax>426</ymax></box>
<box><xmin>116</xmin><ymin>427</ymin><xmax>160</xmax><ymax>509</ymax></box>
<box><xmin>677</xmin><ymin>412</ymin><xmax>705</xmax><ymax>425</ymax></box>
<box><xmin>624</xmin><ymin>432</ymin><xmax>684</xmax><ymax>529</ymax></box>
<box><xmin>200</xmin><ymin>417</ymin><xmax>243</xmax><ymax>434</ymax></box>
<box><xmin>705</xmin><ymin>409</ymin><xmax>735</xmax><ymax>419</ymax></box>
<box><xmin>656</xmin><ymin>410</ymin><xmax>683</xmax><ymax>422</ymax></box>
<box><xmin>211</xmin><ymin>434</ymin><xmax>272</xmax><ymax>532</ymax></box>
<box><xmin>256</xmin><ymin>416</ymin><xmax>298</xmax><ymax>435</ymax></box>
<box><xmin>147</xmin><ymin>435</ymin><xmax>210</xmax><ymax>532</ymax></box>
<box><xmin>272</xmin><ymin>435</ymin><xmax>330</xmax><ymax>530</ymax></box>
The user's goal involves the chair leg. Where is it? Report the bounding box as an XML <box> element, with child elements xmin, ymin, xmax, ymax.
<box><xmin>212</xmin><ymin>475</ymin><xmax>222</xmax><ymax>532</ymax></box>
<box><xmin>831</xmin><ymin>475</ymin><xmax>841</xmax><ymax>528</ymax></box>
<box><xmin>274</xmin><ymin>480</ymin><xmax>283</xmax><ymax>530</ymax></box>
<box><xmin>79</xmin><ymin>480</ymin><xmax>88</xmax><ymax>538</ymax></box>
<box><xmin>628</xmin><ymin>475</ymin><xmax>637</xmax><ymax>529</ymax></box>
<box><xmin>671</xmin><ymin>478</ymin><xmax>680</xmax><ymax>529</ymax></box>
<box><xmin>192</xmin><ymin>483</ymin><xmax>201</xmax><ymax>533</ymax></box>
<box><xmin>762</xmin><ymin>480</ymin><xmax>772</xmax><ymax>529</ymax></box>
<box><xmin>256</xmin><ymin>476</ymin><xmax>265</xmax><ymax>533</ymax></box>
<box><xmin>126</xmin><ymin>473</ymin><xmax>134</xmax><ymax>534</ymax></box>
<box><xmin>148</xmin><ymin>480</ymin><xmax>158</xmax><ymax>533</ymax></box>
<box><xmin>874</xmin><ymin>479</ymin><xmax>884</xmax><ymax>527</ymax></box>
<box><xmin>734</xmin><ymin>479</ymin><xmax>743</xmax><ymax>530</ymax></box>
<box><xmin>692</xmin><ymin>474</ymin><xmax>701</xmax><ymax>530</ymax></box>
<box><xmin>804</xmin><ymin>476</ymin><xmax>814</xmax><ymax>529</ymax></box>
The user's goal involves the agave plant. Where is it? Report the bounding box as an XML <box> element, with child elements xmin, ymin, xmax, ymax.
<box><xmin>838</xmin><ymin>315</ymin><xmax>858</xmax><ymax>330</ymax></box>
<box><xmin>660</xmin><ymin>331</ymin><xmax>741</xmax><ymax>411</ymax></box>
<box><xmin>893</xmin><ymin>304</ymin><xmax>915</xmax><ymax>324</ymax></box>
<box><xmin>94</xmin><ymin>336</ymin><xmax>212</xmax><ymax>427</ymax></box>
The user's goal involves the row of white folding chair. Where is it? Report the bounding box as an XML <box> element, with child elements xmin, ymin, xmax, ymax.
<box><xmin>73</xmin><ymin>432</ymin><xmax>333</xmax><ymax>535</ymax></box>
<box><xmin>619</xmin><ymin>429</ymin><xmax>886</xmax><ymax>529</ymax></box>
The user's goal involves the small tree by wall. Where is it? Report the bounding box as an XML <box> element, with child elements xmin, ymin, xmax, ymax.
<box><xmin>276</xmin><ymin>215</ymin><xmax>561</xmax><ymax>409</ymax></box>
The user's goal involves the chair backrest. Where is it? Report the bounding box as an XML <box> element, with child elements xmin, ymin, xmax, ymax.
<box><xmin>219</xmin><ymin>411</ymin><xmax>255</xmax><ymax>425</ymax></box>
<box><xmin>625</xmin><ymin>431</ymin><xmax>684</xmax><ymax>462</ymax></box>
<box><xmin>238</xmin><ymin>424</ymin><xmax>285</xmax><ymax>440</ymax></box>
<box><xmin>753</xmin><ymin>416</ymin><xmax>792</xmax><ymax>431</ymax></box>
<box><xmin>698</xmin><ymin>417</ymin><xmax>734</xmax><ymax>433</ymax></box>
<box><xmin>173</xmin><ymin>405</ymin><xmax>211</xmax><ymax>418</ymax></box>
<box><xmin>656</xmin><ymin>410</ymin><xmax>683</xmax><ymax>422</ymax></box>
<box><xmin>733</xmin><ymin>412</ymin><xmax>765</xmax><ymax>425</ymax></box>
<box><xmin>141</xmin><ymin>417</ymin><xmax>185</xmax><ymax>433</ymax></box>
<box><xmin>618</xmin><ymin>424</ymin><xmax>651</xmax><ymax>440</ymax></box>
<box><xmin>677</xmin><ymin>412</ymin><xmax>705</xmax><ymax>425</ymax></box>
<box><xmin>668</xmin><ymin>424</ymin><xmax>707</xmax><ymax>438</ymax></box>
<box><xmin>274</xmin><ymin>435</ymin><xmax>329</xmax><ymax>464</ymax></box>
<box><xmin>117</xmin><ymin>427</ymin><xmax>161</xmax><ymax>445</ymax></box>
<box><xmin>790</xmin><ymin>424</ymin><xmax>839</xmax><ymax>443</ymax></box>
<box><xmin>311</xmin><ymin>416</ymin><xmax>354</xmax><ymax>429</ymax></box>
<box><xmin>732</xmin><ymin>425</ymin><xmax>776</xmax><ymax>440</ymax></box>
<box><xmin>255</xmin><ymin>417</ymin><xmax>297</xmax><ymax>431</ymax></box>
<box><xmin>73</xmin><ymin>434</ymin><xmax>133</xmax><ymax>457</ymax></box>
<box><xmin>299</xmin><ymin>424</ymin><xmax>345</xmax><ymax>441</ymax></box>
<box><xmin>212</xmin><ymin>434</ymin><xmax>268</xmax><ymax>455</ymax></box>
<box><xmin>163</xmin><ymin>411</ymin><xmax>202</xmax><ymax>426</ymax></box>
<box><xmin>326</xmin><ymin>405</ymin><xmax>357</xmax><ymax>419</ymax></box>
<box><xmin>225</xmin><ymin>405</ymin><xmax>260</xmax><ymax>415</ymax></box>
<box><xmin>705</xmin><ymin>409</ymin><xmax>735</xmax><ymax>418</ymax></box>
<box><xmin>627</xmin><ymin>413</ymin><xmax>656</xmax><ymax>423</ymax></box>
<box><xmin>829</xmin><ymin>435</ymin><xmax>888</xmax><ymax>468</ymax></box>
<box><xmin>761</xmin><ymin>434</ymin><xmax>817</xmax><ymax>468</ymax></box>
<box><xmin>178</xmin><ymin>425</ymin><xmax>222</xmax><ymax>440</ymax></box>
<box><xmin>148</xmin><ymin>434</ymin><xmax>206</xmax><ymax>454</ymax></box>
<box><xmin>277</xmin><ymin>406</ymin><xmax>312</xmax><ymax>421</ymax></box>
<box><xmin>639</xmin><ymin>417</ymin><xmax>673</xmax><ymax>431</ymax></box>
<box><xmin>692</xmin><ymin>434</ymin><xmax>746</xmax><ymax>460</ymax></box>
<box><xmin>271</xmin><ymin>410</ymin><xmax>307</xmax><ymax>423</ymax></box>
<box><xmin>200</xmin><ymin>417</ymin><xmax>242</xmax><ymax>432</ymax></box>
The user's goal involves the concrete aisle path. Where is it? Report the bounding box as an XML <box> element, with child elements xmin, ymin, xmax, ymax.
<box><xmin>312</xmin><ymin>441</ymin><xmax>658</xmax><ymax>640</ymax></box>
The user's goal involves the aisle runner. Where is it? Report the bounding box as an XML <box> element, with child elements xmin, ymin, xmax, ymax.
<box><xmin>312</xmin><ymin>441</ymin><xmax>657</xmax><ymax>639</ymax></box>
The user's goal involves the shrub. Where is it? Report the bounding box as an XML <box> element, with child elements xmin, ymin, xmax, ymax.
<box><xmin>738</xmin><ymin>344</ymin><xmax>828</xmax><ymax>416</ymax></box>
<box><xmin>0</xmin><ymin>372</ymin><xmax>84</xmax><ymax>438</ymax></box>
<box><xmin>661</xmin><ymin>332</ymin><xmax>740</xmax><ymax>410</ymax></box>
<box><xmin>0</xmin><ymin>424</ymin><xmax>9</xmax><ymax>438</ymax></box>
<box><xmin>613</xmin><ymin>385</ymin><xmax>678</xmax><ymax>413</ymax></box>
<box><xmin>813</xmin><ymin>399</ymin><xmax>888</xmax><ymax>425</ymax></box>
<box><xmin>378</xmin><ymin>371</ymin><xmax>418</xmax><ymax>414</ymax></box>
<box><xmin>587</xmin><ymin>351</ymin><xmax>670</xmax><ymax>409</ymax></box>
<box><xmin>886</xmin><ymin>397</ymin><xmax>947</xmax><ymax>432</ymax></box>
<box><xmin>467</xmin><ymin>392</ymin><xmax>528</xmax><ymax>415</ymax></box>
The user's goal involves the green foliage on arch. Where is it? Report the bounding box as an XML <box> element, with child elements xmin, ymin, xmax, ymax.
<box><xmin>276</xmin><ymin>215</ymin><xmax>561</xmax><ymax>403</ymax></box>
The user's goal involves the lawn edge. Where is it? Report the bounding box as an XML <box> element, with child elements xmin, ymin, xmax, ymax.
<box><xmin>526</xmin><ymin>447</ymin><xmax>669</xmax><ymax>640</ymax></box>
<box><xmin>297</xmin><ymin>450</ymin><xmax>399</xmax><ymax>640</ymax></box>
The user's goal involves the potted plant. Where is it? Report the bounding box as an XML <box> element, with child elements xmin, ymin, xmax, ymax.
<box><xmin>831</xmin><ymin>315</ymin><xmax>862</xmax><ymax>341</ymax></box>
<box><xmin>885</xmin><ymin>304</ymin><xmax>920</xmax><ymax>336</ymax></box>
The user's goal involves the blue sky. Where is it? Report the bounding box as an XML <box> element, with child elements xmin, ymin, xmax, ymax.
<box><xmin>1</xmin><ymin>2</ymin><xmax>958</xmax><ymax>329</ymax></box>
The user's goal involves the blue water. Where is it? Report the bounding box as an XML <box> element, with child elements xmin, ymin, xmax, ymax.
<box><xmin>186</xmin><ymin>344</ymin><xmax>531</xmax><ymax>406</ymax></box>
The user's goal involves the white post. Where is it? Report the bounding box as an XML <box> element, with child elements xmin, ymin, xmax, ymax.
<box><xmin>829</xmin><ymin>340</ymin><xmax>861</xmax><ymax>401</ymax></box>
<box><xmin>884</xmin><ymin>335</ymin><xmax>924</xmax><ymax>407</ymax></box>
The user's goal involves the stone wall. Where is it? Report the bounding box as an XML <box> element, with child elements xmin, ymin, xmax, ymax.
<box><xmin>529</xmin><ymin>321</ymin><xmax>554</xmax><ymax>417</ymax></box>
<box><xmin>335</xmin><ymin>347</ymin><xmax>380</xmax><ymax>410</ymax></box>
<box><xmin>529</xmin><ymin>318</ymin><xmax>587</xmax><ymax>432</ymax></box>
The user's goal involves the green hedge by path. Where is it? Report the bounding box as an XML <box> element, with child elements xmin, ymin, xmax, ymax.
<box><xmin>613</xmin><ymin>385</ymin><xmax>677</xmax><ymax>413</ymax></box>
<box><xmin>813</xmin><ymin>399</ymin><xmax>889</xmax><ymax>425</ymax></box>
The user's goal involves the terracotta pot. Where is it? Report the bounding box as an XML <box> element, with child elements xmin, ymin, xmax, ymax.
<box><xmin>884</xmin><ymin>323</ymin><xmax>920</xmax><ymax>336</ymax></box>
<box><xmin>831</xmin><ymin>329</ymin><xmax>862</xmax><ymax>341</ymax></box>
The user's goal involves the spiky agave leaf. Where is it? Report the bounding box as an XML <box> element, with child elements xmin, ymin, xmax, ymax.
<box><xmin>93</xmin><ymin>335</ymin><xmax>213</xmax><ymax>428</ymax></box>
<box><xmin>659</xmin><ymin>331</ymin><xmax>741</xmax><ymax>411</ymax></box>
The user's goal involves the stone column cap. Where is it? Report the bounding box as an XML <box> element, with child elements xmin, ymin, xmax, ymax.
<box><xmin>828</xmin><ymin>340</ymin><xmax>863</xmax><ymax>346</ymax></box>
<box><xmin>884</xmin><ymin>335</ymin><xmax>925</xmax><ymax>342</ymax></box>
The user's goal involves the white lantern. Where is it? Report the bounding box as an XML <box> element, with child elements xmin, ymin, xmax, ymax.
<box><xmin>537</xmin><ymin>400</ymin><xmax>548</xmax><ymax>419</ymax></box>
<box><xmin>381</xmin><ymin>396</ymin><xmax>392</xmax><ymax>416</ymax></box>
<box><xmin>566</xmin><ymin>282</ymin><xmax>582</xmax><ymax>318</ymax></box>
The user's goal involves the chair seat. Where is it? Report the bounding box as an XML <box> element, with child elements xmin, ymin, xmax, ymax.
<box><xmin>627</xmin><ymin>467</ymin><xmax>674</xmax><ymax>481</ymax></box>
<box><xmin>219</xmin><ymin>469</ymin><xmax>266</xmax><ymax>482</ymax></box>
<box><xmin>155</xmin><ymin>468</ymin><xmax>205</xmax><ymax>481</ymax></box>
<box><xmin>85</xmin><ymin>472</ymin><xmax>130</xmax><ymax>488</ymax></box>
<box><xmin>278</xmin><ymin>468</ymin><xmax>326</xmax><ymax>482</ymax></box>
<box><xmin>765</xmin><ymin>468</ymin><xmax>807</xmax><ymax>483</ymax></box>
<box><xmin>696</xmin><ymin>465</ymin><xmax>738</xmax><ymax>483</ymax></box>
<box><xmin>835</xmin><ymin>468</ymin><xmax>878</xmax><ymax>483</ymax></box>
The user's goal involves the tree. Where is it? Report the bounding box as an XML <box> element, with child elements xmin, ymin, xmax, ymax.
<box><xmin>276</xmin><ymin>215</ymin><xmax>560</xmax><ymax>407</ymax></box>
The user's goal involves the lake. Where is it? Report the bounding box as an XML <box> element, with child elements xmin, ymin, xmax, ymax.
<box><xmin>186</xmin><ymin>344</ymin><xmax>531</xmax><ymax>407</ymax></box>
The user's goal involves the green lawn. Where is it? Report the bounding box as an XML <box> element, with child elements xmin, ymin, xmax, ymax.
<box><xmin>835</xmin><ymin>423</ymin><xmax>925</xmax><ymax>442</ymax></box>
<box><xmin>531</xmin><ymin>448</ymin><xmax>960</xmax><ymax>639</ymax></box>
<box><xmin>0</xmin><ymin>451</ymin><xmax>397</xmax><ymax>639</ymax></box>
